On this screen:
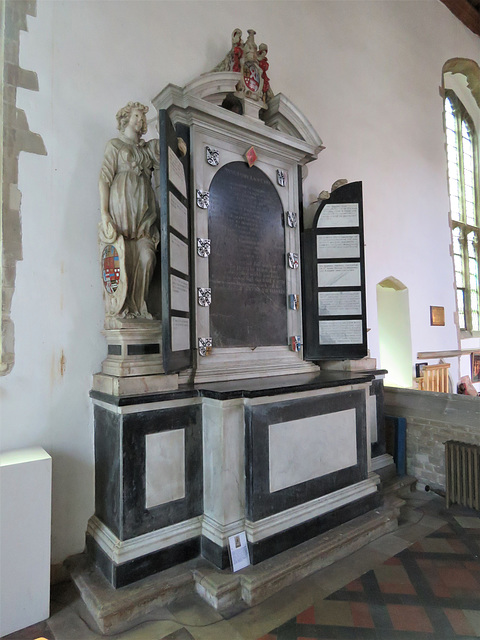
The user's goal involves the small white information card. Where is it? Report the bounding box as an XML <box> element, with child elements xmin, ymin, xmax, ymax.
<box><xmin>228</xmin><ymin>531</ymin><xmax>250</xmax><ymax>572</ymax></box>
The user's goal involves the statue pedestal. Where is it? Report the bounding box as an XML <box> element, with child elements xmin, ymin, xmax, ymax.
<box><xmin>321</xmin><ymin>357</ymin><xmax>378</xmax><ymax>372</ymax></box>
<box><xmin>234</xmin><ymin>94</ymin><xmax>267</xmax><ymax>120</ymax></box>
<box><xmin>93</xmin><ymin>319</ymin><xmax>178</xmax><ymax>396</ymax></box>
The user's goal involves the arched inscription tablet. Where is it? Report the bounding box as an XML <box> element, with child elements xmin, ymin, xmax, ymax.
<box><xmin>208</xmin><ymin>162</ymin><xmax>286</xmax><ymax>347</ymax></box>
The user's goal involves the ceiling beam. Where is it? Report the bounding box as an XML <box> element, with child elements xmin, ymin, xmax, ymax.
<box><xmin>440</xmin><ymin>0</ymin><xmax>480</xmax><ymax>35</ymax></box>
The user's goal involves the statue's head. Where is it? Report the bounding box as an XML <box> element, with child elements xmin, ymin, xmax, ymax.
<box><xmin>258</xmin><ymin>43</ymin><xmax>268</xmax><ymax>60</ymax></box>
<box><xmin>116</xmin><ymin>102</ymin><xmax>149</xmax><ymax>135</ymax></box>
<box><xmin>232</xmin><ymin>28</ymin><xmax>242</xmax><ymax>44</ymax></box>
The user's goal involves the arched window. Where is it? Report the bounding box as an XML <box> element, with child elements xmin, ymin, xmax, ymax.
<box><xmin>444</xmin><ymin>91</ymin><xmax>479</xmax><ymax>334</ymax></box>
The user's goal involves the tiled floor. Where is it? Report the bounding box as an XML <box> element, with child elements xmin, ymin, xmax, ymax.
<box><xmin>4</xmin><ymin>490</ymin><xmax>480</xmax><ymax>640</ymax></box>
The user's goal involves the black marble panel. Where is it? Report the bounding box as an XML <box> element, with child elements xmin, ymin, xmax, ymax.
<box><xmin>94</xmin><ymin>406</ymin><xmax>122</xmax><ymax>538</ymax></box>
<box><xmin>94</xmin><ymin>403</ymin><xmax>202</xmax><ymax>541</ymax></box>
<box><xmin>248</xmin><ymin>493</ymin><xmax>381</xmax><ymax>565</ymax></box>
<box><xmin>201</xmin><ymin>536</ymin><xmax>230</xmax><ymax>570</ymax></box>
<box><xmin>371</xmin><ymin>378</ymin><xmax>386</xmax><ymax>458</ymax></box>
<box><xmin>208</xmin><ymin>162</ymin><xmax>286</xmax><ymax>348</ymax></box>
<box><xmin>108</xmin><ymin>344</ymin><xmax>122</xmax><ymax>355</ymax></box>
<box><xmin>122</xmin><ymin>404</ymin><xmax>203</xmax><ymax>539</ymax></box>
<box><xmin>127</xmin><ymin>343</ymin><xmax>160</xmax><ymax>356</ymax></box>
<box><xmin>87</xmin><ymin>533</ymin><xmax>200</xmax><ymax>588</ymax></box>
<box><xmin>245</xmin><ymin>390</ymin><xmax>368</xmax><ymax>521</ymax></box>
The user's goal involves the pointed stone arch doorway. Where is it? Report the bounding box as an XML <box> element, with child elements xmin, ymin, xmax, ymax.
<box><xmin>377</xmin><ymin>277</ymin><xmax>413</xmax><ymax>387</ymax></box>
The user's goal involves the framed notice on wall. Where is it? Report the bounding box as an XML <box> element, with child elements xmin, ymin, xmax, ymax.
<box><xmin>158</xmin><ymin>109</ymin><xmax>193</xmax><ymax>373</ymax></box>
<box><xmin>301</xmin><ymin>181</ymin><xmax>367</xmax><ymax>360</ymax></box>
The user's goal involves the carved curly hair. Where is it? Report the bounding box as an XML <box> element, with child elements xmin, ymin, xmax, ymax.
<box><xmin>115</xmin><ymin>101</ymin><xmax>149</xmax><ymax>135</ymax></box>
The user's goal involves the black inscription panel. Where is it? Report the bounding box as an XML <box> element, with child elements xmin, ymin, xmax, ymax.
<box><xmin>208</xmin><ymin>162</ymin><xmax>286</xmax><ymax>347</ymax></box>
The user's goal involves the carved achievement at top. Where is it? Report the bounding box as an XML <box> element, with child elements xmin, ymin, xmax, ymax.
<box><xmin>99</xmin><ymin>101</ymin><xmax>159</xmax><ymax>320</ymax></box>
<box><xmin>212</xmin><ymin>27</ymin><xmax>273</xmax><ymax>104</ymax></box>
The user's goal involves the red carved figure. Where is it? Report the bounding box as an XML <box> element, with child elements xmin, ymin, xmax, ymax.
<box><xmin>232</xmin><ymin>43</ymin><xmax>243</xmax><ymax>72</ymax></box>
<box><xmin>258</xmin><ymin>43</ymin><xmax>270</xmax><ymax>96</ymax></box>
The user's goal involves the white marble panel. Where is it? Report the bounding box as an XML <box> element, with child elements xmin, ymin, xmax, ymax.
<box><xmin>145</xmin><ymin>430</ymin><xmax>185</xmax><ymax>508</ymax></box>
<box><xmin>269</xmin><ymin>409</ymin><xmax>357</xmax><ymax>493</ymax></box>
<box><xmin>202</xmin><ymin>398</ymin><xmax>245</xmax><ymax>527</ymax></box>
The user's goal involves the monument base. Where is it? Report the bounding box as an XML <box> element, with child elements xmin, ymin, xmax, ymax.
<box><xmin>88</xmin><ymin>371</ymin><xmax>387</xmax><ymax>592</ymax></box>
<box><xmin>68</xmin><ymin>495</ymin><xmax>403</xmax><ymax>635</ymax></box>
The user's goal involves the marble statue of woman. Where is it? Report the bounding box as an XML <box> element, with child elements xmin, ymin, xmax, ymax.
<box><xmin>99</xmin><ymin>102</ymin><xmax>159</xmax><ymax>319</ymax></box>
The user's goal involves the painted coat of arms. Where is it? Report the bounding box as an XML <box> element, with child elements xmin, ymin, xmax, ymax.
<box><xmin>102</xmin><ymin>245</ymin><xmax>121</xmax><ymax>293</ymax></box>
<box><xmin>99</xmin><ymin>233</ymin><xmax>127</xmax><ymax>318</ymax></box>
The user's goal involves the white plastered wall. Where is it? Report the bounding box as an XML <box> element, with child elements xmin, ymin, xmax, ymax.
<box><xmin>0</xmin><ymin>0</ymin><xmax>479</xmax><ymax>565</ymax></box>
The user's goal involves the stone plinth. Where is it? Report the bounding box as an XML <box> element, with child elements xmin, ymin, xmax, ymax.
<box><xmin>95</xmin><ymin>318</ymin><xmax>179</xmax><ymax>396</ymax></box>
<box><xmin>102</xmin><ymin>319</ymin><xmax>164</xmax><ymax>377</ymax></box>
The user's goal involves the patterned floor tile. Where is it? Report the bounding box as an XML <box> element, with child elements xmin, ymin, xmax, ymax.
<box><xmin>258</xmin><ymin>509</ymin><xmax>480</xmax><ymax>640</ymax></box>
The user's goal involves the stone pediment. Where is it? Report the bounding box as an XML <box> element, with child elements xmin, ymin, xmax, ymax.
<box><xmin>153</xmin><ymin>71</ymin><xmax>323</xmax><ymax>162</ymax></box>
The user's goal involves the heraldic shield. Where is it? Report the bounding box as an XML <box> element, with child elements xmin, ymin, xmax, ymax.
<box><xmin>99</xmin><ymin>235</ymin><xmax>127</xmax><ymax>317</ymax></box>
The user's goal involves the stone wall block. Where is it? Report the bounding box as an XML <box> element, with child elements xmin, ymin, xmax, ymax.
<box><xmin>4</xmin><ymin>37</ymin><xmax>19</xmax><ymax>65</ymax></box>
<box><xmin>3</xmin><ymin>209</ymin><xmax>23</xmax><ymax>260</ymax></box>
<box><xmin>14</xmin><ymin>127</ymin><xmax>47</xmax><ymax>156</ymax></box>
<box><xmin>3</xmin><ymin>100</ymin><xmax>17</xmax><ymax>126</ymax></box>
<box><xmin>4</xmin><ymin>62</ymin><xmax>19</xmax><ymax>86</ymax></box>
<box><xmin>2</xmin><ymin>156</ymin><xmax>19</xmax><ymax>186</ymax></box>
<box><xmin>17</xmin><ymin>67</ymin><xmax>39</xmax><ymax>91</ymax></box>
<box><xmin>3</xmin><ymin>84</ymin><xmax>17</xmax><ymax>108</ymax></box>
<box><xmin>1</xmin><ymin>264</ymin><xmax>16</xmax><ymax>291</ymax></box>
<box><xmin>0</xmin><ymin>319</ymin><xmax>15</xmax><ymax>375</ymax></box>
<box><xmin>15</xmin><ymin>109</ymin><xmax>30</xmax><ymax>131</ymax></box>
<box><xmin>3</xmin><ymin>284</ymin><xmax>15</xmax><ymax>314</ymax></box>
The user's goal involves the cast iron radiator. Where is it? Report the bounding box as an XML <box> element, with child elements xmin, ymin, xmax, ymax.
<box><xmin>445</xmin><ymin>440</ymin><xmax>480</xmax><ymax>510</ymax></box>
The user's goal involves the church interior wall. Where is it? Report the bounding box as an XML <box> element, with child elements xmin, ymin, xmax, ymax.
<box><xmin>1</xmin><ymin>0</ymin><xmax>479</xmax><ymax>568</ymax></box>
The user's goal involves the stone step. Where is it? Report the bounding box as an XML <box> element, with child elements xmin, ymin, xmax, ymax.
<box><xmin>382</xmin><ymin>474</ymin><xmax>417</xmax><ymax>499</ymax></box>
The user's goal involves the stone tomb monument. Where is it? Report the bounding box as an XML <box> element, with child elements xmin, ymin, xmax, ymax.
<box><xmin>85</xmin><ymin>29</ymin><xmax>393</xmax><ymax>617</ymax></box>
